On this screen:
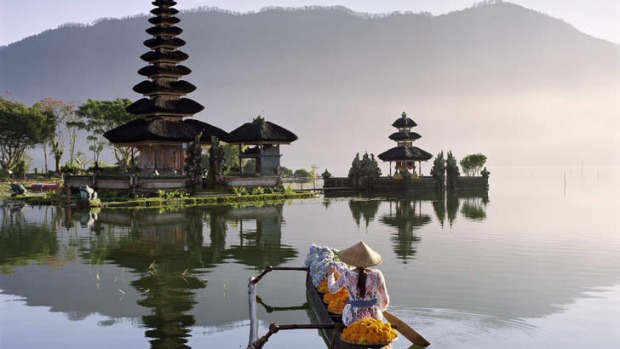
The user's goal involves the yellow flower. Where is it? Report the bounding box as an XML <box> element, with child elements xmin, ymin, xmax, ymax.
<box><xmin>341</xmin><ymin>318</ymin><xmax>398</xmax><ymax>344</ymax></box>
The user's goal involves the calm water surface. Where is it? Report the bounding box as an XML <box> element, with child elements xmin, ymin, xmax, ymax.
<box><xmin>1</xmin><ymin>167</ymin><xmax>618</xmax><ymax>349</ymax></box>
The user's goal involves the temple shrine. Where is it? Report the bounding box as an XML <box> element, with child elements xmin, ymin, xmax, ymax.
<box><xmin>378</xmin><ymin>112</ymin><xmax>433</xmax><ymax>177</ymax></box>
<box><xmin>224</xmin><ymin>116</ymin><xmax>298</xmax><ymax>187</ymax></box>
<box><xmin>103</xmin><ymin>0</ymin><xmax>227</xmax><ymax>175</ymax></box>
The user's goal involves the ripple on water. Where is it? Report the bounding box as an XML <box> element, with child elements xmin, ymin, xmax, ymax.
<box><xmin>388</xmin><ymin>285</ymin><xmax>620</xmax><ymax>349</ymax></box>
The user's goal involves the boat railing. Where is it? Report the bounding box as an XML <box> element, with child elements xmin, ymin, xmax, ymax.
<box><xmin>248</xmin><ymin>265</ymin><xmax>345</xmax><ymax>349</ymax></box>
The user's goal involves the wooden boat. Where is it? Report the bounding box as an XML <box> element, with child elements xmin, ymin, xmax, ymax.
<box><xmin>248</xmin><ymin>265</ymin><xmax>428</xmax><ymax>348</ymax></box>
<box><xmin>305</xmin><ymin>272</ymin><xmax>394</xmax><ymax>349</ymax></box>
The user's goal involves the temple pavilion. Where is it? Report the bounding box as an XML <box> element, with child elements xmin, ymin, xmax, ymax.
<box><xmin>224</xmin><ymin>116</ymin><xmax>298</xmax><ymax>177</ymax></box>
<box><xmin>104</xmin><ymin>0</ymin><xmax>227</xmax><ymax>175</ymax></box>
<box><xmin>378</xmin><ymin>112</ymin><xmax>432</xmax><ymax>177</ymax></box>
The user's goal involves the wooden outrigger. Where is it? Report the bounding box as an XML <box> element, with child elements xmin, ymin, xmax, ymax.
<box><xmin>247</xmin><ymin>265</ymin><xmax>429</xmax><ymax>349</ymax></box>
<box><xmin>247</xmin><ymin>266</ymin><xmax>340</xmax><ymax>349</ymax></box>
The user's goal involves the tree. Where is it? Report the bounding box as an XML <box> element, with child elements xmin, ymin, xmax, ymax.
<box><xmin>0</xmin><ymin>97</ymin><xmax>48</xmax><ymax>174</ymax></box>
<box><xmin>74</xmin><ymin>151</ymin><xmax>93</xmax><ymax>170</ymax></box>
<box><xmin>293</xmin><ymin>168</ymin><xmax>311</xmax><ymax>183</ymax></box>
<box><xmin>348</xmin><ymin>153</ymin><xmax>362</xmax><ymax>184</ymax></box>
<box><xmin>33</xmin><ymin>98</ymin><xmax>76</xmax><ymax>174</ymax></box>
<box><xmin>70</xmin><ymin>98</ymin><xmax>134</xmax><ymax>168</ymax></box>
<box><xmin>446</xmin><ymin>151</ymin><xmax>460</xmax><ymax>191</ymax></box>
<box><xmin>348</xmin><ymin>152</ymin><xmax>381</xmax><ymax>189</ymax></box>
<box><xmin>460</xmin><ymin>153</ymin><xmax>487</xmax><ymax>176</ymax></box>
<box><xmin>430</xmin><ymin>151</ymin><xmax>446</xmax><ymax>189</ymax></box>
<box><xmin>430</xmin><ymin>151</ymin><xmax>446</xmax><ymax>180</ymax></box>
<box><xmin>280</xmin><ymin>166</ymin><xmax>294</xmax><ymax>178</ymax></box>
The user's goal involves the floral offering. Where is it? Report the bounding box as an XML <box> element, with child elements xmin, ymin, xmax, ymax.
<box><xmin>323</xmin><ymin>286</ymin><xmax>348</xmax><ymax>303</ymax></box>
<box><xmin>341</xmin><ymin>318</ymin><xmax>398</xmax><ymax>345</ymax></box>
<box><xmin>305</xmin><ymin>244</ymin><xmax>340</xmax><ymax>286</ymax></box>
<box><xmin>316</xmin><ymin>278</ymin><xmax>329</xmax><ymax>293</ymax></box>
<box><xmin>326</xmin><ymin>295</ymin><xmax>347</xmax><ymax>313</ymax></box>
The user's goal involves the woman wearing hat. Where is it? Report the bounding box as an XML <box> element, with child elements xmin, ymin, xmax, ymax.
<box><xmin>326</xmin><ymin>241</ymin><xmax>390</xmax><ymax>326</ymax></box>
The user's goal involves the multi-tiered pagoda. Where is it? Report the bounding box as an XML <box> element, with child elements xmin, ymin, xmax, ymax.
<box><xmin>104</xmin><ymin>0</ymin><xmax>227</xmax><ymax>175</ymax></box>
<box><xmin>378</xmin><ymin>112</ymin><xmax>432</xmax><ymax>177</ymax></box>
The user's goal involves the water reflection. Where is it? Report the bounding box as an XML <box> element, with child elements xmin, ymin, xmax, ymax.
<box><xmin>3</xmin><ymin>167</ymin><xmax>619</xmax><ymax>349</ymax></box>
<box><xmin>0</xmin><ymin>202</ymin><xmax>299</xmax><ymax>348</ymax></box>
<box><xmin>0</xmin><ymin>203</ymin><xmax>60</xmax><ymax>273</ymax></box>
<box><xmin>92</xmin><ymin>204</ymin><xmax>295</xmax><ymax>347</ymax></box>
<box><xmin>226</xmin><ymin>205</ymin><xmax>298</xmax><ymax>268</ymax></box>
<box><xmin>0</xmin><ymin>189</ymin><xmax>489</xmax><ymax>348</ymax></box>
<box><xmin>458</xmin><ymin>189</ymin><xmax>489</xmax><ymax>221</ymax></box>
<box><xmin>381</xmin><ymin>199</ymin><xmax>430</xmax><ymax>263</ymax></box>
<box><xmin>349</xmin><ymin>199</ymin><xmax>381</xmax><ymax>228</ymax></box>
<box><xmin>94</xmin><ymin>207</ymin><xmax>208</xmax><ymax>348</ymax></box>
<box><xmin>346</xmin><ymin>190</ymin><xmax>490</xmax><ymax>263</ymax></box>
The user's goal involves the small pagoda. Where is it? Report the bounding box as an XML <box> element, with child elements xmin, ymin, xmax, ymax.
<box><xmin>104</xmin><ymin>0</ymin><xmax>227</xmax><ymax>175</ymax></box>
<box><xmin>378</xmin><ymin>112</ymin><xmax>432</xmax><ymax>177</ymax></box>
<box><xmin>224</xmin><ymin>116</ymin><xmax>297</xmax><ymax>182</ymax></box>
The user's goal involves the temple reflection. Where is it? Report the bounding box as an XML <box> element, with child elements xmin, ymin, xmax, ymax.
<box><xmin>0</xmin><ymin>190</ymin><xmax>488</xmax><ymax>347</ymax></box>
<box><xmin>348</xmin><ymin>199</ymin><xmax>381</xmax><ymax>229</ymax></box>
<box><xmin>67</xmin><ymin>203</ymin><xmax>294</xmax><ymax>348</ymax></box>
<box><xmin>351</xmin><ymin>189</ymin><xmax>490</xmax><ymax>263</ymax></box>
<box><xmin>94</xmin><ymin>207</ymin><xmax>207</xmax><ymax>349</ymax></box>
<box><xmin>226</xmin><ymin>205</ymin><xmax>297</xmax><ymax>269</ymax></box>
<box><xmin>381</xmin><ymin>198</ymin><xmax>431</xmax><ymax>263</ymax></box>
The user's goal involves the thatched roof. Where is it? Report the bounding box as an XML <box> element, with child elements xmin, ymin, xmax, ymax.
<box><xmin>103</xmin><ymin>118</ymin><xmax>228</xmax><ymax>144</ymax></box>
<box><xmin>224</xmin><ymin>116</ymin><xmax>298</xmax><ymax>144</ymax></box>
<box><xmin>145</xmin><ymin>26</ymin><xmax>183</xmax><ymax>37</ymax></box>
<box><xmin>392</xmin><ymin>112</ymin><xmax>417</xmax><ymax>128</ymax></box>
<box><xmin>143</xmin><ymin>37</ymin><xmax>186</xmax><ymax>49</ymax></box>
<box><xmin>148</xmin><ymin>16</ymin><xmax>180</xmax><ymax>26</ymax></box>
<box><xmin>140</xmin><ymin>51</ymin><xmax>188</xmax><ymax>63</ymax></box>
<box><xmin>132</xmin><ymin>80</ymin><xmax>196</xmax><ymax>95</ymax></box>
<box><xmin>138</xmin><ymin>65</ymin><xmax>191</xmax><ymax>77</ymax></box>
<box><xmin>126</xmin><ymin>98</ymin><xmax>203</xmax><ymax>116</ymax></box>
<box><xmin>389</xmin><ymin>131</ymin><xmax>421</xmax><ymax>141</ymax></box>
<box><xmin>378</xmin><ymin>146</ymin><xmax>433</xmax><ymax>162</ymax></box>
<box><xmin>152</xmin><ymin>0</ymin><xmax>177</xmax><ymax>6</ymax></box>
<box><xmin>150</xmin><ymin>7</ymin><xmax>179</xmax><ymax>16</ymax></box>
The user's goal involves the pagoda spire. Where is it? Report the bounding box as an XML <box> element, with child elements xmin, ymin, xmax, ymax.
<box><xmin>127</xmin><ymin>0</ymin><xmax>204</xmax><ymax>120</ymax></box>
<box><xmin>104</xmin><ymin>0</ymin><xmax>227</xmax><ymax>176</ymax></box>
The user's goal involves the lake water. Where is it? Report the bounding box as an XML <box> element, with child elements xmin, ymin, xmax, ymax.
<box><xmin>1</xmin><ymin>167</ymin><xmax>618</xmax><ymax>349</ymax></box>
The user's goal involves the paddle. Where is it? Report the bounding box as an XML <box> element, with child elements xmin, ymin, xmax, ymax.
<box><xmin>383</xmin><ymin>310</ymin><xmax>430</xmax><ymax>347</ymax></box>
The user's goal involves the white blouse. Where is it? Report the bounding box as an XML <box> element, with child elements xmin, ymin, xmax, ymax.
<box><xmin>327</xmin><ymin>266</ymin><xmax>390</xmax><ymax>326</ymax></box>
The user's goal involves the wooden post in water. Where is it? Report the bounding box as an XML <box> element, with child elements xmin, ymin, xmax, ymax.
<box><xmin>66</xmin><ymin>185</ymin><xmax>71</xmax><ymax>207</ymax></box>
<box><xmin>248</xmin><ymin>276</ymin><xmax>258</xmax><ymax>349</ymax></box>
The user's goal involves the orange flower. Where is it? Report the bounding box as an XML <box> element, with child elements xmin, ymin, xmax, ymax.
<box><xmin>316</xmin><ymin>279</ymin><xmax>329</xmax><ymax>293</ymax></box>
<box><xmin>341</xmin><ymin>318</ymin><xmax>398</xmax><ymax>344</ymax></box>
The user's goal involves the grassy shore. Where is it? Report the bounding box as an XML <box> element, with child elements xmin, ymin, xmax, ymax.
<box><xmin>0</xmin><ymin>181</ymin><xmax>318</xmax><ymax>208</ymax></box>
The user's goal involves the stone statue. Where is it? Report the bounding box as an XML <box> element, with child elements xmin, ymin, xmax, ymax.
<box><xmin>9</xmin><ymin>183</ymin><xmax>27</xmax><ymax>197</ymax></box>
<box><xmin>208</xmin><ymin>136</ymin><xmax>225</xmax><ymax>182</ymax></box>
<box><xmin>185</xmin><ymin>132</ymin><xmax>203</xmax><ymax>189</ymax></box>
<box><xmin>79</xmin><ymin>185</ymin><xmax>98</xmax><ymax>201</ymax></box>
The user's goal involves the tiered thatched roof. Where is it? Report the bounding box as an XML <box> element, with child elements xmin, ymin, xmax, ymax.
<box><xmin>104</xmin><ymin>119</ymin><xmax>227</xmax><ymax>144</ymax></box>
<box><xmin>378</xmin><ymin>111</ymin><xmax>432</xmax><ymax>163</ymax></box>
<box><xmin>378</xmin><ymin>146</ymin><xmax>432</xmax><ymax>162</ymax></box>
<box><xmin>104</xmin><ymin>0</ymin><xmax>226</xmax><ymax>145</ymax></box>
<box><xmin>224</xmin><ymin>116</ymin><xmax>298</xmax><ymax>144</ymax></box>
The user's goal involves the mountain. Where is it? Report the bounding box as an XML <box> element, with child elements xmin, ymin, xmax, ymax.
<box><xmin>1</xmin><ymin>2</ymin><xmax>619</xmax><ymax>173</ymax></box>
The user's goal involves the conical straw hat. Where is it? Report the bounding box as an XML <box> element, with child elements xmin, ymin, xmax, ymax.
<box><xmin>337</xmin><ymin>241</ymin><xmax>383</xmax><ymax>268</ymax></box>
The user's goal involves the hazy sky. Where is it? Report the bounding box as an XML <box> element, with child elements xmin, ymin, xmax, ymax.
<box><xmin>0</xmin><ymin>0</ymin><xmax>618</xmax><ymax>47</ymax></box>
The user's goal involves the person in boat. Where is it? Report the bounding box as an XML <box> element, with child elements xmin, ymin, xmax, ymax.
<box><xmin>326</xmin><ymin>241</ymin><xmax>390</xmax><ymax>326</ymax></box>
